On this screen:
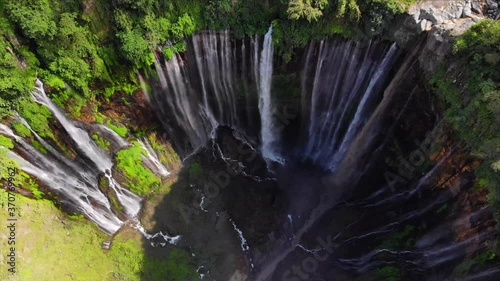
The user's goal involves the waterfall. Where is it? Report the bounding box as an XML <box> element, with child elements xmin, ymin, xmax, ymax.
<box><xmin>30</xmin><ymin>80</ymin><xmax>112</xmax><ymax>171</ymax></box>
<box><xmin>92</xmin><ymin>123</ymin><xmax>129</xmax><ymax>150</ymax></box>
<box><xmin>30</xmin><ymin>79</ymin><xmax>142</xmax><ymax>216</ymax></box>
<box><xmin>150</xmin><ymin>32</ymin><xmax>400</xmax><ymax>171</ymax></box>
<box><xmin>0</xmin><ymin>81</ymin><xmax>185</xmax><ymax>244</ymax></box>
<box><xmin>151</xmin><ymin>46</ymin><xmax>214</xmax><ymax>154</ymax></box>
<box><xmin>149</xmin><ymin>27</ymin><xmax>282</xmax><ymax>164</ymax></box>
<box><xmin>150</xmin><ymin>30</ymin><xmax>263</xmax><ymax>155</ymax></box>
<box><xmin>137</xmin><ymin>72</ymin><xmax>151</xmax><ymax>104</ymax></box>
<box><xmin>258</xmin><ymin>25</ymin><xmax>283</xmax><ymax>164</ymax></box>
<box><xmin>301</xmin><ymin>40</ymin><xmax>399</xmax><ymax>170</ymax></box>
<box><xmin>137</xmin><ymin>138</ymin><xmax>170</xmax><ymax>177</ymax></box>
<box><xmin>0</xmin><ymin>124</ymin><xmax>123</xmax><ymax>234</ymax></box>
<box><xmin>14</xmin><ymin>113</ymin><xmax>85</xmax><ymax>172</ymax></box>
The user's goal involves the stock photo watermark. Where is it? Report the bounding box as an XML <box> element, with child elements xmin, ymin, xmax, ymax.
<box><xmin>4</xmin><ymin>167</ymin><xmax>18</xmax><ymax>274</ymax></box>
<box><xmin>281</xmin><ymin>234</ymin><xmax>339</xmax><ymax>281</ymax></box>
<box><xmin>383</xmin><ymin>122</ymin><xmax>444</xmax><ymax>192</ymax></box>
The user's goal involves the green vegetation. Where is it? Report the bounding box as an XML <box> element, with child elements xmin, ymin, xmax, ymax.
<box><xmin>287</xmin><ymin>0</ymin><xmax>330</xmax><ymax>22</ymax></box>
<box><xmin>0</xmin><ymin>0</ymin><xmax>415</xmax><ymax>119</ymax></box>
<box><xmin>376</xmin><ymin>265</ymin><xmax>401</xmax><ymax>281</ymax></box>
<box><xmin>115</xmin><ymin>141</ymin><xmax>161</xmax><ymax>195</ymax></box>
<box><xmin>31</xmin><ymin>140</ymin><xmax>48</xmax><ymax>154</ymax></box>
<box><xmin>147</xmin><ymin>132</ymin><xmax>180</xmax><ymax>167</ymax></box>
<box><xmin>11</xmin><ymin>121</ymin><xmax>31</xmax><ymax>138</ymax></box>
<box><xmin>453</xmin><ymin>249</ymin><xmax>499</xmax><ymax>278</ymax></box>
<box><xmin>0</xmin><ymin>147</ymin><xmax>18</xmax><ymax>189</ymax></box>
<box><xmin>0</xmin><ymin>146</ymin><xmax>42</xmax><ymax>197</ymax></box>
<box><xmin>16</xmin><ymin>99</ymin><xmax>54</xmax><ymax>139</ymax></box>
<box><xmin>107</xmin><ymin>120</ymin><xmax>128</xmax><ymax>138</ymax></box>
<box><xmin>110</xmin><ymin>235</ymin><xmax>197</xmax><ymax>281</ymax></box>
<box><xmin>430</xmin><ymin>19</ymin><xmax>500</xmax><ymax>223</ymax></box>
<box><xmin>0</xmin><ymin>191</ymin><xmax>197</xmax><ymax>281</ymax></box>
<box><xmin>112</xmin><ymin>1</ymin><xmax>199</xmax><ymax>67</ymax></box>
<box><xmin>68</xmin><ymin>213</ymin><xmax>86</xmax><ymax>220</ymax></box>
<box><xmin>50</xmin><ymin>87</ymin><xmax>88</xmax><ymax>118</ymax></box>
<box><xmin>110</xmin><ymin>194</ymin><xmax>124</xmax><ymax>212</ymax></box>
<box><xmin>0</xmin><ymin>135</ymin><xmax>14</xmax><ymax>149</ymax></box>
<box><xmin>94</xmin><ymin>112</ymin><xmax>106</xmax><ymax>124</ymax></box>
<box><xmin>0</xmin><ymin>17</ymin><xmax>36</xmax><ymax>117</ymax></box>
<box><xmin>435</xmin><ymin>203</ymin><xmax>449</xmax><ymax>215</ymax></box>
<box><xmin>361</xmin><ymin>0</ymin><xmax>414</xmax><ymax>34</ymax></box>
<box><xmin>92</xmin><ymin>133</ymin><xmax>111</xmax><ymax>151</ymax></box>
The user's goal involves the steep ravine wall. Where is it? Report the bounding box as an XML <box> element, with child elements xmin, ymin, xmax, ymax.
<box><xmin>0</xmin><ymin>2</ymin><xmax>497</xmax><ymax>280</ymax></box>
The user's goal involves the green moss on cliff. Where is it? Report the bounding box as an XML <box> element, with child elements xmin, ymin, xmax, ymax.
<box><xmin>115</xmin><ymin>141</ymin><xmax>160</xmax><ymax>195</ymax></box>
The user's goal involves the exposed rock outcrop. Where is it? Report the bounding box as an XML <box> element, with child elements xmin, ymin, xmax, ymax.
<box><xmin>388</xmin><ymin>0</ymin><xmax>495</xmax><ymax>75</ymax></box>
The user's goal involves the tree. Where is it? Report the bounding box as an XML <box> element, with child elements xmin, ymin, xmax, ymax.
<box><xmin>117</xmin><ymin>28</ymin><xmax>151</xmax><ymax>65</ymax></box>
<box><xmin>287</xmin><ymin>0</ymin><xmax>329</xmax><ymax>22</ymax></box>
<box><xmin>287</xmin><ymin>0</ymin><xmax>361</xmax><ymax>22</ymax></box>
<box><xmin>4</xmin><ymin>0</ymin><xmax>57</xmax><ymax>41</ymax></box>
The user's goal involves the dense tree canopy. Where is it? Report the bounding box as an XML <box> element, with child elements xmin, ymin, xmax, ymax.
<box><xmin>287</xmin><ymin>0</ymin><xmax>329</xmax><ymax>22</ymax></box>
<box><xmin>0</xmin><ymin>0</ymin><xmax>429</xmax><ymax>120</ymax></box>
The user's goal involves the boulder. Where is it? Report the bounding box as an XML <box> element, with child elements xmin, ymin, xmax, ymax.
<box><xmin>418</xmin><ymin>19</ymin><xmax>428</xmax><ymax>33</ymax></box>
<box><xmin>418</xmin><ymin>1</ymin><xmax>467</xmax><ymax>24</ymax></box>
<box><xmin>388</xmin><ymin>0</ymin><xmax>485</xmax><ymax>48</ymax></box>
<box><xmin>462</xmin><ymin>1</ymin><xmax>472</xmax><ymax>17</ymax></box>
<box><xmin>471</xmin><ymin>3</ymin><xmax>483</xmax><ymax>14</ymax></box>
<box><xmin>486</xmin><ymin>0</ymin><xmax>497</xmax><ymax>9</ymax></box>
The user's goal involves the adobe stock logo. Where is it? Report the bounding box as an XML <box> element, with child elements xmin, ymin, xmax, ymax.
<box><xmin>383</xmin><ymin>121</ymin><xmax>445</xmax><ymax>192</ymax></box>
<box><xmin>281</xmin><ymin>234</ymin><xmax>340</xmax><ymax>281</ymax></box>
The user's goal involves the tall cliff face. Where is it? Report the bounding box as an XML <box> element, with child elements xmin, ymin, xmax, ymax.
<box><xmin>142</xmin><ymin>16</ymin><xmax>498</xmax><ymax>279</ymax></box>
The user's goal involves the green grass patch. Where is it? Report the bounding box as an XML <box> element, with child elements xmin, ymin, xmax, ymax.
<box><xmin>109</xmin><ymin>232</ymin><xmax>197</xmax><ymax>281</ymax></box>
<box><xmin>110</xmin><ymin>195</ymin><xmax>124</xmax><ymax>211</ymax></box>
<box><xmin>0</xmin><ymin>191</ymin><xmax>113</xmax><ymax>281</ymax></box>
<box><xmin>50</xmin><ymin>88</ymin><xmax>88</xmax><ymax>118</ymax></box>
<box><xmin>44</xmin><ymin>74</ymin><xmax>66</xmax><ymax>91</ymax></box>
<box><xmin>94</xmin><ymin>112</ymin><xmax>106</xmax><ymax>124</ymax></box>
<box><xmin>0</xmin><ymin>190</ymin><xmax>197</xmax><ymax>280</ymax></box>
<box><xmin>0</xmin><ymin>149</ymin><xmax>40</xmax><ymax>198</ymax></box>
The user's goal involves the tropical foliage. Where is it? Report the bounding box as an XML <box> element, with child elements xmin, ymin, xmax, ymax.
<box><xmin>431</xmin><ymin>19</ymin><xmax>500</xmax><ymax>221</ymax></box>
